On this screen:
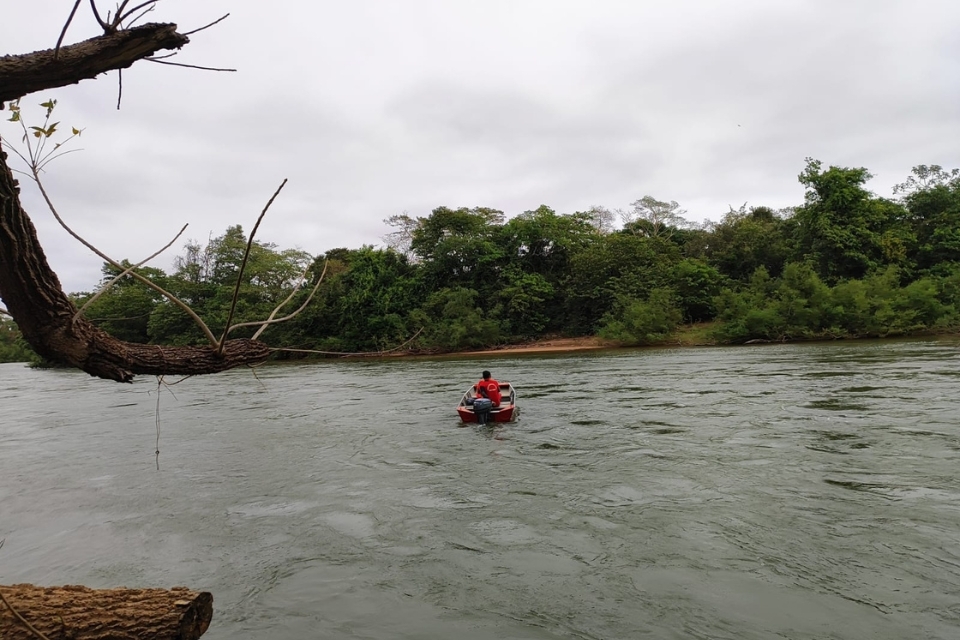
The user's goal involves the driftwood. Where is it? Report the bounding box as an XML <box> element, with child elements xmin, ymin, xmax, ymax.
<box><xmin>0</xmin><ymin>584</ymin><xmax>212</xmax><ymax>640</ymax></box>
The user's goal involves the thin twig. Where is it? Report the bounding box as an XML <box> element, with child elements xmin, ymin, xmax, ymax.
<box><xmin>147</xmin><ymin>51</ymin><xmax>178</xmax><ymax>61</ymax></box>
<box><xmin>0</xmin><ymin>588</ymin><xmax>53</xmax><ymax>640</ymax></box>
<box><xmin>31</xmin><ymin>173</ymin><xmax>219</xmax><ymax>346</ymax></box>
<box><xmin>124</xmin><ymin>4</ymin><xmax>156</xmax><ymax>27</ymax></box>
<box><xmin>116</xmin><ymin>68</ymin><xmax>123</xmax><ymax>110</ymax></box>
<box><xmin>116</xmin><ymin>0</ymin><xmax>158</xmax><ymax>26</ymax></box>
<box><xmin>183</xmin><ymin>13</ymin><xmax>230</xmax><ymax>36</ymax></box>
<box><xmin>236</xmin><ymin>261</ymin><xmax>328</xmax><ymax>339</ymax></box>
<box><xmin>55</xmin><ymin>0</ymin><xmax>84</xmax><ymax>59</ymax></box>
<box><xmin>36</xmin><ymin>149</ymin><xmax>84</xmax><ymax>173</ymax></box>
<box><xmin>155</xmin><ymin>375</ymin><xmax>162</xmax><ymax>471</ymax></box>
<box><xmin>159</xmin><ymin>375</ymin><xmax>193</xmax><ymax>387</ymax></box>
<box><xmin>218</xmin><ymin>179</ymin><xmax>287</xmax><ymax>353</ymax></box>
<box><xmin>247</xmin><ymin>363</ymin><xmax>268</xmax><ymax>389</ymax></box>
<box><xmin>145</xmin><ymin>59</ymin><xmax>237</xmax><ymax>72</ymax></box>
<box><xmin>114</xmin><ymin>0</ymin><xmax>132</xmax><ymax>22</ymax></box>
<box><xmin>89</xmin><ymin>0</ymin><xmax>110</xmax><ymax>32</ymax></box>
<box><xmin>73</xmin><ymin>223</ymin><xmax>188</xmax><ymax>324</ymax></box>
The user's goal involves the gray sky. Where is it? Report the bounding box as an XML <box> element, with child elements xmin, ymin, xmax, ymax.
<box><xmin>3</xmin><ymin>0</ymin><xmax>959</xmax><ymax>293</ymax></box>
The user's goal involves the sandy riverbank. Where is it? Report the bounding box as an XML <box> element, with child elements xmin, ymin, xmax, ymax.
<box><xmin>457</xmin><ymin>336</ymin><xmax>614</xmax><ymax>356</ymax></box>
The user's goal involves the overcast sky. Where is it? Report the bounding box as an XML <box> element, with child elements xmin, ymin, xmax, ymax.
<box><xmin>3</xmin><ymin>0</ymin><xmax>959</xmax><ymax>293</ymax></box>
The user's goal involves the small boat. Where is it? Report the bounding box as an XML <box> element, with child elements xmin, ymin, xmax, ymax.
<box><xmin>457</xmin><ymin>382</ymin><xmax>518</xmax><ymax>424</ymax></box>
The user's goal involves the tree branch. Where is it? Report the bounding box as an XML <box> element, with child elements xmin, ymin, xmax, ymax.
<box><xmin>0</xmin><ymin>23</ymin><xmax>189</xmax><ymax>104</ymax></box>
<box><xmin>218</xmin><ymin>179</ymin><xmax>287</xmax><ymax>353</ymax></box>
<box><xmin>73</xmin><ymin>223</ymin><xmax>188</xmax><ymax>323</ymax></box>
<box><xmin>229</xmin><ymin>260</ymin><xmax>328</xmax><ymax>339</ymax></box>
<box><xmin>0</xmin><ymin>146</ymin><xmax>270</xmax><ymax>382</ymax></box>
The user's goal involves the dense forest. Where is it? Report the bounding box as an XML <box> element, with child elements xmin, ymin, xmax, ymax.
<box><xmin>2</xmin><ymin>159</ymin><xmax>959</xmax><ymax>364</ymax></box>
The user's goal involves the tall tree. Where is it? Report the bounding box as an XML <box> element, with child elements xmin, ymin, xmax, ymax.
<box><xmin>792</xmin><ymin>158</ymin><xmax>910</xmax><ymax>282</ymax></box>
<box><xmin>620</xmin><ymin>196</ymin><xmax>689</xmax><ymax>239</ymax></box>
<box><xmin>895</xmin><ymin>165</ymin><xmax>960</xmax><ymax>273</ymax></box>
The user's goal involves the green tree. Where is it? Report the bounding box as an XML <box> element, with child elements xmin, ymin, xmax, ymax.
<box><xmin>793</xmin><ymin>159</ymin><xmax>911</xmax><ymax>282</ymax></box>
<box><xmin>566</xmin><ymin>233</ymin><xmax>679</xmax><ymax>332</ymax></box>
<box><xmin>0</xmin><ymin>316</ymin><xmax>37</xmax><ymax>363</ymax></box>
<box><xmin>75</xmin><ymin>262</ymin><xmax>170</xmax><ymax>343</ymax></box>
<box><xmin>895</xmin><ymin>165</ymin><xmax>960</xmax><ymax>273</ymax></box>
<box><xmin>669</xmin><ymin>258</ymin><xmax>724</xmax><ymax>322</ymax></box>
<box><xmin>696</xmin><ymin>205</ymin><xmax>790</xmax><ymax>280</ymax></box>
<box><xmin>598</xmin><ymin>288</ymin><xmax>682</xmax><ymax>345</ymax></box>
<box><xmin>411</xmin><ymin>287</ymin><xmax>502</xmax><ymax>351</ymax></box>
<box><xmin>494</xmin><ymin>271</ymin><xmax>555</xmax><ymax>337</ymax></box>
<box><xmin>620</xmin><ymin>196</ymin><xmax>689</xmax><ymax>239</ymax></box>
<box><xmin>411</xmin><ymin>207</ymin><xmax>505</xmax><ymax>295</ymax></box>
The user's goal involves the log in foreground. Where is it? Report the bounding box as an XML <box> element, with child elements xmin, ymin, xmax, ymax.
<box><xmin>0</xmin><ymin>584</ymin><xmax>212</xmax><ymax>640</ymax></box>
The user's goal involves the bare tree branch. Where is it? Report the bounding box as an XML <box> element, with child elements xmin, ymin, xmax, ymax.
<box><xmin>218</xmin><ymin>179</ymin><xmax>287</xmax><ymax>353</ymax></box>
<box><xmin>55</xmin><ymin>0</ymin><xmax>85</xmax><ymax>60</ymax></box>
<box><xmin>116</xmin><ymin>67</ymin><xmax>123</xmax><ymax>110</ymax></box>
<box><xmin>73</xmin><ymin>223</ymin><xmax>188</xmax><ymax>323</ymax></box>
<box><xmin>125</xmin><ymin>5</ymin><xmax>157</xmax><ymax>28</ymax></box>
<box><xmin>228</xmin><ymin>260</ymin><xmax>328</xmax><ymax>339</ymax></box>
<box><xmin>29</xmin><ymin>170</ymin><xmax>220</xmax><ymax>346</ymax></box>
<box><xmin>183</xmin><ymin>14</ymin><xmax>230</xmax><ymax>37</ymax></box>
<box><xmin>145</xmin><ymin>59</ymin><xmax>236</xmax><ymax>73</ymax></box>
<box><xmin>88</xmin><ymin>0</ymin><xmax>111</xmax><ymax>33</ymax></box>
<box><xmin>0</xmin><ymin>23</ymin><xmax>188</xmax><ymax>104</ymax></box>
<box><xmin>116</xmin><ymin>1</ymin><xmax>159</xmax><ymax>27</ymax></box>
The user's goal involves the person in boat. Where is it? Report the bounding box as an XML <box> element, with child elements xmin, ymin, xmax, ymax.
<box><xmin>474</xmin><ymin>370</ymin><xmax>502</xmax><ymax>407</ymax></box>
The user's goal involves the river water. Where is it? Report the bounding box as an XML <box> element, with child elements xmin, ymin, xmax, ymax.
<box><xmin>2</xmin><ymin>339</ymin><xmax>960</xmax><ymax>639</ymax></box>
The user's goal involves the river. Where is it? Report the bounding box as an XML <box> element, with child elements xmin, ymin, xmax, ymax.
<box><xmin>2</xmin><ymin>339</ymin><xmax>960</xmax><ymax>639</ymax></box>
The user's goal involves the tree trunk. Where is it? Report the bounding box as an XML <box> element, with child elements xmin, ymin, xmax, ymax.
<box><xmin>0</xmin><ymin>148</ymin><xmax>272</xmax><ymax>381</ymax></box>
<box><xmin>0</xmin><ymin>25</ymin><xmax>275</xmax><ymax>382</ymax></box>
<box><xmin>0</xmin><ymin>584</ymin><xmax>212</xmax><ymax>640</ymax></box>
<box><xmin>0</xmin><ymin>23</ymin><xmax>189</xmax><ymax>104</ymax></box>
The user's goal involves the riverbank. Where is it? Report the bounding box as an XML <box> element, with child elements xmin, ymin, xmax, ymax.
<box><xmin>452</xmin><ymin>323</ymin><xmax>721</xmax><ymax>356</ymax></box>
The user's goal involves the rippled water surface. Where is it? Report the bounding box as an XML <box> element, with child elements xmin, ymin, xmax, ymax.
<box><xmin>3</xmin><ymin>339</ymin><xmax>960</xmax><ymax>639</ymax></box>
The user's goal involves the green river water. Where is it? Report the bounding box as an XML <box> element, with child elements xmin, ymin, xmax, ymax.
<box><xmin>2</xmin><ymin>338</ymin><xmax>959</xmax><ymax>639</ymax></box>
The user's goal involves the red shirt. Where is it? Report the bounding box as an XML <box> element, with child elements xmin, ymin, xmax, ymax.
<box><xmin>476</xmin><ymin>378</ymin><xmax>502</xmax><ymax>406</ymax></box>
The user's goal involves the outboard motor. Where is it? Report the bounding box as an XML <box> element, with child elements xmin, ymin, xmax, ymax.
<box><xmin>473</xmin><ymin>398</ymin><xmax>493</xmax><ymax>425</ymax></box>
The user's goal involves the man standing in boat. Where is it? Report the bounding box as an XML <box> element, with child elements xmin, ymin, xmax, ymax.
<box><xmin>476</xmin><ymin>371</ymin><xmax>502</xmax><ymax>407</ymax></box>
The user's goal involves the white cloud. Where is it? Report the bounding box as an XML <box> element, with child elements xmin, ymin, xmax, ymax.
<box><xmin>3</xmin><ymin>0</ymin><xmax>959</xmax><ymax>293</ymax></box>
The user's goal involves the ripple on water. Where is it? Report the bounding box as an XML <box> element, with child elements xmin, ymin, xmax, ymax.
<box><xmin>4</xmin><ymin>342</ymin><xmax>960</xmax><ymax>640</ymax></box>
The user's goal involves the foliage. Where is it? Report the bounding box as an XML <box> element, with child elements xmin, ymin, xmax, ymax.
<box><xmin>410</xmin><ymin>287</ymin><xmax>502</xmax><ymax>351</ymax></box>
<box><xmin>598</xmin><ymin>288</ymin><xmax>683</xmax><ymax>345</ymax></box>
<box><xmin>29</xmin><ymin>157</ymin><xmax>960</xmax><ymax>358</ymax></box>
<box><xmin>0</xmin><ymin>317</ymin><xmax>38</xmax><ymax>364</ymax></box>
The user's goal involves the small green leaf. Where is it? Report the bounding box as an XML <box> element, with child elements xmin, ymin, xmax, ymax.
<box><xmin>71</xmin><ymin>127</ymin><xmax>80</xmax><ymax>135</ymax></box>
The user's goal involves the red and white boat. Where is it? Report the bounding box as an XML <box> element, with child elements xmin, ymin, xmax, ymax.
<box><xmin>456</xmin><ymin>381</ymin><xmax>518</xmax><ymax>424</ymax></box>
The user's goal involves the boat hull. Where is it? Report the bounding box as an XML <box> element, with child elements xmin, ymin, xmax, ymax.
<box><xmin>457</xmin><ymin>405</ymin><xmax>517</xmax><ymax>423</ymax></box>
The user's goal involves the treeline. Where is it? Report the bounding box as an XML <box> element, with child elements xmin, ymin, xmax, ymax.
<box><xmin>2</xmin><ymin>159</ymin><xmax>959</xmax><ymax>363</ymax></box>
